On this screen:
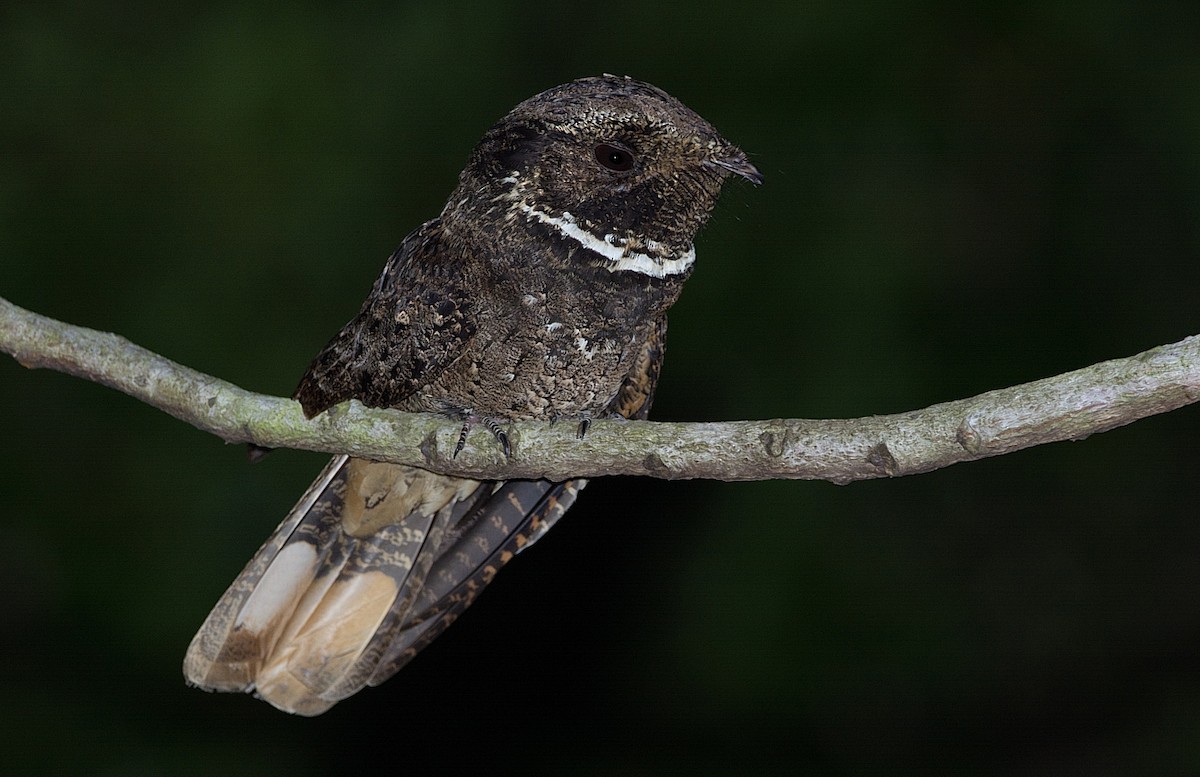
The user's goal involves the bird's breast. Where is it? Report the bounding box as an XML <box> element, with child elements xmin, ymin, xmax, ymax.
<box><xmin>411</xmin><ymin>297</ymin><xmax>651</xmax><ymax>421</ymax></box>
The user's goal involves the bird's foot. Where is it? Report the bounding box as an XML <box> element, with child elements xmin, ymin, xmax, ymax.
<box><xmin>442</xmin><ymin>406</ymin><xmax>512</xmax><ymax>459</ymax></box>
<box><xmin>548</xmin><ymin>412</ymin><xmax>596</xmax><ymax>439</ymax></box>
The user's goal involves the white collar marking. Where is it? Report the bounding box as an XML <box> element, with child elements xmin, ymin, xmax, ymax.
<box><xmin>518</xmin><ymin>203</ymin><xmax>695</xmax><ymax>278</ymax></box>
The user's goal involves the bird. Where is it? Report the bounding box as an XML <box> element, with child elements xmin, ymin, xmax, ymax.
<box><xmin>183</xmin><ymin>74</ymin><xmax>761</xmax><ymax>715</ymax></box>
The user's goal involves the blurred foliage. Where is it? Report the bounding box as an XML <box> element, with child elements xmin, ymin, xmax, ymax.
<box><xmin>3</xmin><ymin>1</ymin><xmax>1200</xmax><ymax>774</ymax></box>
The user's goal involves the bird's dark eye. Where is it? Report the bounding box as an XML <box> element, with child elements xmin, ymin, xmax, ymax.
<box><xmin>594</xmin><ymin>143</ymin><xmax>635</xmax><ymax>172</ymax></box>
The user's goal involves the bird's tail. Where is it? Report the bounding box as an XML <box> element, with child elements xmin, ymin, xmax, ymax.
<box><xmin>184</xmin><ymin>454</ymin><xmax>583</xmax><ymax>715</ymax></box>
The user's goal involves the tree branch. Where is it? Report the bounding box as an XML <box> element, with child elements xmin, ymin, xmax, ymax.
<box><xmin>3</xmin><ymin>294</ymin><xmax>1199</xmax><ymax>483</ymax></box>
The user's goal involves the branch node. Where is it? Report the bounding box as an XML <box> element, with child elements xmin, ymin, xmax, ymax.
<box><xmin>759</xmin><ymin>429</ymin><xmax>787</xmax><ymax>458</ymax></box>
<box><xmin>865</xmin><ymin>441</ymin><xmax>899</xmax><ymax>475</ymax></box>
<box><xmin>956</xmin><ymin>415</ymin><xmax>985</xmax><ymax>454</ymax></box>
<box><xmin>418</xmin><ymin>431</ymin><xmax>440</xmax><ymax>464</ymax></box>
<box><xmin>642</xmin><ymin>452</ymin><xmax>669</xmax><ymax>473</ymax></box>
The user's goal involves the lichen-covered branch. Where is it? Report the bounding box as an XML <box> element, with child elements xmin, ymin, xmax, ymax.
<box><xmin>3</xmin><ymin>294</ymin><xmax>1199</xmax><ymax>483</ymax></box>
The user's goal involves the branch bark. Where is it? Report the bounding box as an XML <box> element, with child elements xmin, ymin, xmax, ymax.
<box><xmin>3</xmin><ymin>294</ymin><xmax>1199</xmax><ymax>483</ymax></box>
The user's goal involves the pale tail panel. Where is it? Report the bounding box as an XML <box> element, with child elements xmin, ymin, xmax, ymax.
<box><xmin>184</xmin><ymin>455</ymin><xmax>581</xmax><ymax>715</ymax></box>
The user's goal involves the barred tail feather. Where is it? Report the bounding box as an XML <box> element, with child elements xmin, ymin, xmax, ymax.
<box><xmin>183</xmin><ymin>454</ymin><xmax>350</xmax><ymax>693</ymax></box>
<box><xmin>368</xmin><ymin>478</ymin><xmax>586</xmax><ymax>684</ymax></box>
<box><xmin>183</xmin><ymin>455</ymin><xmax>579</xmax><ymax>715</ymax></box>
<box><xmin>184</xmin><ymin>455</ymin><xmax>481</xmax><ymax>714</ymax></box>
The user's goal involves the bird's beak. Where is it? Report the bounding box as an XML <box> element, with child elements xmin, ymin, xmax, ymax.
<box><xmin>706</xmin><ymin>149</ymin><xmax>764</xmax><ymax>185</ymax></box>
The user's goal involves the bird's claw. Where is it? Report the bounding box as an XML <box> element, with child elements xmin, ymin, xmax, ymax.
<box><xmin>451</xmin><ymin>414</ymin><xmax>512</xmax><ymax>459</ymax></box>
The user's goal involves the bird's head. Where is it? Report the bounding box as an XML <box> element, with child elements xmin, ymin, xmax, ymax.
<box><xmin>449</xmin><ymin>75</ymin><xmax>760</xmax><ymax>280</ymax></box>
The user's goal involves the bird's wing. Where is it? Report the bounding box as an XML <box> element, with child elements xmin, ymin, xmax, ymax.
<box><xmin>606</xmin><ymin>314</ymin><xmax>666</xmax><ymax>422</ymax></box>
<box><xmin>292</xmin><ymin>219</ymin><xmax>477</xmax><ymax>418</ymax></box>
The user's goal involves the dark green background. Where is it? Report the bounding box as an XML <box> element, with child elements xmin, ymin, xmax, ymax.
<box><xmin>3</xmin><ymin>2</ymin><xmax>1200</xmax><ymax>774</ymax></box>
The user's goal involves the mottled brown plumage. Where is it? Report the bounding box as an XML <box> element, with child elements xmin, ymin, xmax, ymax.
<box><xmin>184</xmin><ymin>75</ymin><xmax>759</xmax><ymax>715</ymax></box>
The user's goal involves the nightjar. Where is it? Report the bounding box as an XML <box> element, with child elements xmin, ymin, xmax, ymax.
<box><xmin>184</xmin><ymin>75</ymin><xmax>760</xmax><ymax>715</ymax></box>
